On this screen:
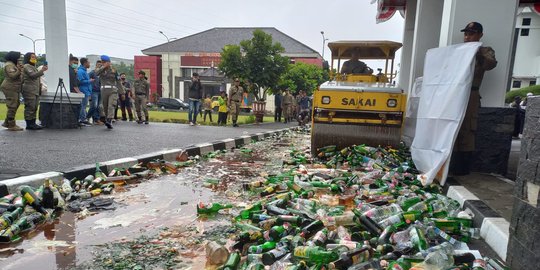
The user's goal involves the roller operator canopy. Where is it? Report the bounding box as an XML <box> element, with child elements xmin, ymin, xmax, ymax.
<box><xmin>328</xmin><ymin>40</ymin><xmax>403</xmax><ymax>60</ymax></box>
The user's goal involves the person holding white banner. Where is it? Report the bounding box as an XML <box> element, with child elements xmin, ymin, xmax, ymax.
<box><xmin>450</xmin><ymin>22</ymin><xmax>497</xmax><ymax>176</ymax></box>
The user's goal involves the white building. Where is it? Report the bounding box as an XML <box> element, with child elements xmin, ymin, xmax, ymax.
<box><xmin>85</xmin><ymin>54</ymin><xmax>133</xmax><ymax>70</ymax></box>
<box><xmin>512</xmin><ymin>6</ymin><xmax>540</xmax><ymax>89</ymax></box>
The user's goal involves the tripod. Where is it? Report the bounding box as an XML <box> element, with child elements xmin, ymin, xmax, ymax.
<box><xmin>46</xmin><ymin>78</ymin><xmax>80</xmax><ymax>129</ymax></box>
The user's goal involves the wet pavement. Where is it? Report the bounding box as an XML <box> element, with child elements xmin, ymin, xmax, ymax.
<box><xmin>0</xmin><ymin>129</ymin><xmax>504</xmax><ymax>269</ymax></box>
<box><xmin>0</xmin><ymin>120</ymin><xmax>298</xmax><ymax>181</ymax></box>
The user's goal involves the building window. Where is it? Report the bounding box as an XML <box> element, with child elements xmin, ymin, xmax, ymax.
<box><xmin>513</xmin><ymin>80</ymin><xmax>522</xmax><ymax>88</ymax></box>
<box><xmin>522</xmin><ymin>18</ymin><xmax>531</xmax><ymax>26</ymax></box>
<box><xmin>181</xmin><ymin>68</ymin><xmax>205</xmax><ymax>77</ymax></box>
<box><xmin>530</xmin><ymin>81</ymin><xmax>537</xmax><ymax>87</ymax></box>
<box><xmin>521</xmin><ymin>28</ymin><xmax>529</xmax><ymax>36</ymax></box>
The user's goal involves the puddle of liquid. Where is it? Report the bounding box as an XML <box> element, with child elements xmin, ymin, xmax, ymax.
<box><xmin>0</xmin><ymin>133</ymin><xmax>310</xmax><ymax>269</ymax></box>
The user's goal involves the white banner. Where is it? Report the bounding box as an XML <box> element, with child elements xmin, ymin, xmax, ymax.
<box><xmin>411</xmin><ymin>42</ymin><xmax>482</xmax><ymax>186</ymax></box>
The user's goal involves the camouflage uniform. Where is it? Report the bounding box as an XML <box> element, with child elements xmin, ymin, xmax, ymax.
<box><xmin>21</xmin><ymin>64</ymin><xmax>45</xmax><ymax>121</ymax></box>
<box><xmin>281</xmin><ymin>92</ymin><xmax>294</xmax><ymax>123</ymax></box>
<box><xmin>95</xmin><ymin>66</ymin><xmax>125</xmax><ymax>122</ymax></box>
<box><xmin>228</xmin><ymin>85</ymin><xmax>243</xmax><ymax>123</ymax></box>
<box><xmin>0</xmin><ymin>61</ymin><xmax>23</xmax><ymax>131</ymax></box>
<box><xmin>455</xmin><ymin>46</ymin><xmax>497</xmax><ymax>152</ymax></box>
<box><xmin>133</xmin><ymin>78</ymin><xmax>150</xmax><ymax>123</ymax></box>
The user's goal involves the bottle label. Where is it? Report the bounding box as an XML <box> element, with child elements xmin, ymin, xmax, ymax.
<box><xmin>23</xmin><ymin>193</ymin><xmax>35</xmax><ymax>204</ymax></box>
<box><xmin>293</xmin><ymin>247</ymin><xmax>308</xmax><ymax>258</ymax></box>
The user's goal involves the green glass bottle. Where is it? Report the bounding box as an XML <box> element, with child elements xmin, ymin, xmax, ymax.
<box><xmin>95</xmin><ymin>163</ymin><xmax>106</xmax><ymax>180</ymax></box>
<box><xmin>20</xmin><ymin>185</ymin><xmax>47</xmax><ymax>214</ymax></box>
<box><xmin>196</xmin><ymin>202</ymin><xmax>233</xmax><ymax>214</ymax></box>
<box><xmin>328</xmin><ymin>246</ymin><xmax>373</xmax><ymax>269</ymax></box>
<box><xmin>222</xmin><ymin>251</ymin><xmax>241</xmax><ymax>270</ymax></box>
<box><xmin>0</xmin><ymin>216</ymin><xmax>31</xmax><ymax>243</ymax></box>
<box><xmin>276</xmin><ymin>215</ymin><xmax>304</xmax><ymax>226</ymax></box>
<box><xmin>232</xmin><ymin>231</ymin><xmax>263</xmax><ymax>251</ymax></box>
<box><xmin>0</xmin><ymin>207</ymin><xmax>23</xmax><ymax>230</ymax></box>
<box><xmin>248</xmin><ymin>241</ymin><xmax>276</xmax><ymax>254</ymax></box>
<box><xmin>237</xmin><ymin>202</ymin><xmax>263</xmax><ymax>220</ymax></box>
<box><xmin>262</xmin><ymin>248</ymin><xmax>289</xmax><ymax>265</ymax></box>
<box><xmin>399</xmin><ymin>197</ymin><xmax>421</xmax><ymax>211</ymax></box>
<box><xmin>265</xmin><ymin>224</ymin><xmax>291</xmax><ymax>241</ymax></box>
<box><xmin>42</xmin><ymin>179</ymin><xmax>55</xmax><ymax>209</ymax></box>
<box><xmin>409</xmin><ymin>227</ymin><xmax>428</xmax><ymax>251</ymax></box>
<box><xmin>432</xmin><ymin>219</ymin><xmax>461</xmax><ymax>234</ymax></box>
<box><xmin>293</xmin><ymin>246</ymin><xmax>339</xmax><ymax>264</ymax></box>
<box><xmin>235</xmin><ymin>222</ymin><xmax>263</xmax><ymax>232</ymax></box>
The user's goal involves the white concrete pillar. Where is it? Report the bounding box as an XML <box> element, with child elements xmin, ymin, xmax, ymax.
<box><xmin>407</xmin><ymin>0</ymin><xmax>444</xmax><ymax>93</ymax></box>
<box><xmin>43</xmin><ymin>0</ymin><xmax>70</xmax><ymax>91</ymax></box>
<box><xmin>439</xmin><ymin>0</ymin><xmax>519</xmax><ymax>107</ymax></box>
<box><xmin>398</xmin><ymin>0</ymin><xmax>417</xmax><ymax>92</ymax></box>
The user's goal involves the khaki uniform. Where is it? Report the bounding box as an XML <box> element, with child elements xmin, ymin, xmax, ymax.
<box><xmin>282</xmin><ymin>93</ymin><xmax>294</xmax><ymax>121</ymax></box>
<box><xmin>228</xmin><ymin>85</ymin><xmax>243</xmax><ymax>122</ymax></box>
<box><xmin>21</xmin><ymin>64</ymin><xmax>45</xmax><ymax>120</ymax></box>
<box><xmin>95</xmin><ymin>66</ymin><xmax>125</xmax><ymax>119</ymax></box>
<box><xmin>1</xmin><ymin>61</ymin><xmax>23</xmax><ymax>129</ymax></box>
<box><xmin>133</xmin><ymin>78</ymin><xmax>150</xmax><ymax>121</ymax></box>
<box><xmin>455</xmin><ymin>46</ymin><xmax>497</xmax><ymax>152</ymax></box>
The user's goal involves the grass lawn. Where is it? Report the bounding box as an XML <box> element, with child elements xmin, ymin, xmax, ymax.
<box><xmin>0</xmin><ymin>103</ymin><xmax>274</xmax><ymax>125</ymax></box>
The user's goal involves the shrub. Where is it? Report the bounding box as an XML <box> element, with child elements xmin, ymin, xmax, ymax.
<box><xmin>505</xmin><ymin>84</ymin><xmax>540</xmax><ymax>103</ymax></box>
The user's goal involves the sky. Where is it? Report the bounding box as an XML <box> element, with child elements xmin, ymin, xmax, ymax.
<box><xmin>0</xmin><ymin>0</ymin><xmax>404</xmax><ymax>64</ymax></box>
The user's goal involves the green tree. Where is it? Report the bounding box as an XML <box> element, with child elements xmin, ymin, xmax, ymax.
<box><xmin>113</xmin><ymin>62</ymin><xmax>135</xmax><ymax>81</ymax></box>
<box><xmin>219</xmin><ymin>29</ymin><xmax>289</xmax><ymax>101</ymax></box>
<box><xmin>277</xmin><ymin>62</ymin><xmax>329</xmax><ymax>95</ymax></box>
<box><xmin>0</xmin><ymin>66</ymin><xmax>4</xmax><ymax>86</ymax></box>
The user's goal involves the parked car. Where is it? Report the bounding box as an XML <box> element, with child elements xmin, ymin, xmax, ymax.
<box><xmin>157</xmin><ymin>98</ymin><xmax>189</xmax><ymax>110</ymax></box>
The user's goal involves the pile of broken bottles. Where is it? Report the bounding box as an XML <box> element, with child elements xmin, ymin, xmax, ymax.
<box><xmin>0</xmin><ymin>158</ymin><xmax>198</xmax><ymax>244</ymax></box>
<box><xmin>197</xmin><ymin>143</ymin><xmax>508</xmax><ymax>270</ymax></box>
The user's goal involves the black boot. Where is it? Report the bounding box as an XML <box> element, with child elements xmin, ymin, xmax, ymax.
<box><xmin>26</xmin><ymin>120</ymin><xmax>36</xmax><ymax>130</ymax></box>
<box><xmin>105</xmin><ymin>118</ymin><xmax>113</xmax><ymax>129</ymax></box>
<box><xmin>233</xmin><ymin>120</ymin><xmax>238</xmax><ymax>127</ymax></box>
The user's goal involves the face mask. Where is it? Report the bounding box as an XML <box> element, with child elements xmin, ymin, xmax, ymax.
<box><xmin>29</xmin><ymin>58</ymin><xmax>37</xmax><ymax>64</ymax></box>
<box><xmin>71</xmin><ymin>63</ymin><xmax>78</xmax><ymax>69</ymax></box>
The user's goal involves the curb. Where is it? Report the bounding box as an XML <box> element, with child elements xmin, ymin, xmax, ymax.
<box><xmin>1</xmin><ymin>126</ymin><xmax>303</xmax><ymax>192</ymax></box>
<box><xmin>444</xmin><ymin>177</ymin><xmax>509</xmax><ymax>261</ymax></box>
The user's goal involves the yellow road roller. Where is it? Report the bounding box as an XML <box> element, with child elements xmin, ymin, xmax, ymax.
<box><xmin>311</xmin><ymin>40</ymin><xmax>407</xmax><ymax>152</ymax></box>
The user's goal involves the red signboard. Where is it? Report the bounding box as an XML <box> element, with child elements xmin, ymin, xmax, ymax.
<box><xmin>181</xmin><ymin>56</ymin><xmax>221</xmax><ymax>67</ymax></box>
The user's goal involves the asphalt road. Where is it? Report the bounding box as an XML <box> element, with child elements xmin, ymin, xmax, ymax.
<box><xmin>0</xmin><ymin>120</ymin><xmax>297</xmax><ymax>179</ymax></box>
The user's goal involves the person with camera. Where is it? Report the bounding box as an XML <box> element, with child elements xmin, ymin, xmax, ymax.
<box><xmin>95</xmin><ymin>55</ymin><xmax>125</xmax><ymax>129</ymax></box>
<box><xmin>21</xmin><ymin>52</ymin><xmax>47</xmax><ymax>130</ymax></box>
<box><xmin>1</xmin><ymin>51</ymin><xmax>25</xmax><ymax>131</ymax></box>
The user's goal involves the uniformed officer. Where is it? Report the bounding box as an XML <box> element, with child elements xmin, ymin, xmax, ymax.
<box><xmin>451</xmin><ymin>22</ymin><xmax>497</xmax><ymax>175</ymax></box>
<box><xmin>133</xmin><ymin>70</ymin><xmax>150</xmax><ymax>124</ymax></box>
<box><xmin>281</xmin><ymin>89</ymin><xmax>294</xmax><ymax>123</ymax></box>
<box><xmin>95</xmin><ymin>55</ymin><xmax>125</xmax><ymax>129</ymax></box>
<box><xmin>21</xmin><ymin>52</ymin><xmax>47</xmax><ymax>130</ymax></box>
<box><xmin>1</xmin><ymin>51</ymin><xmax>24</xmax><ymax>131</ymax></box>
<box><xmin>228</xmin><ymin>78</ymin><xmax>243</xmax><ymax>127</ymax></box>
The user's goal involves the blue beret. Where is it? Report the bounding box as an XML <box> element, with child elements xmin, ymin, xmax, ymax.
<box><xmin>100</xmin><ymin>55</ymin><xmax>111</xmax><ymax>62</ymax></box>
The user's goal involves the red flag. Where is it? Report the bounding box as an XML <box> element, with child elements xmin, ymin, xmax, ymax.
<box><xmin>532</xmin><ymin>3</ymin><xmax>540</xmax><ymax>16</ymax></box>
<box><xmin>376</xmin><ymin>0</ymin><xmax>397</xmax><ymax>24</ymax></box>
